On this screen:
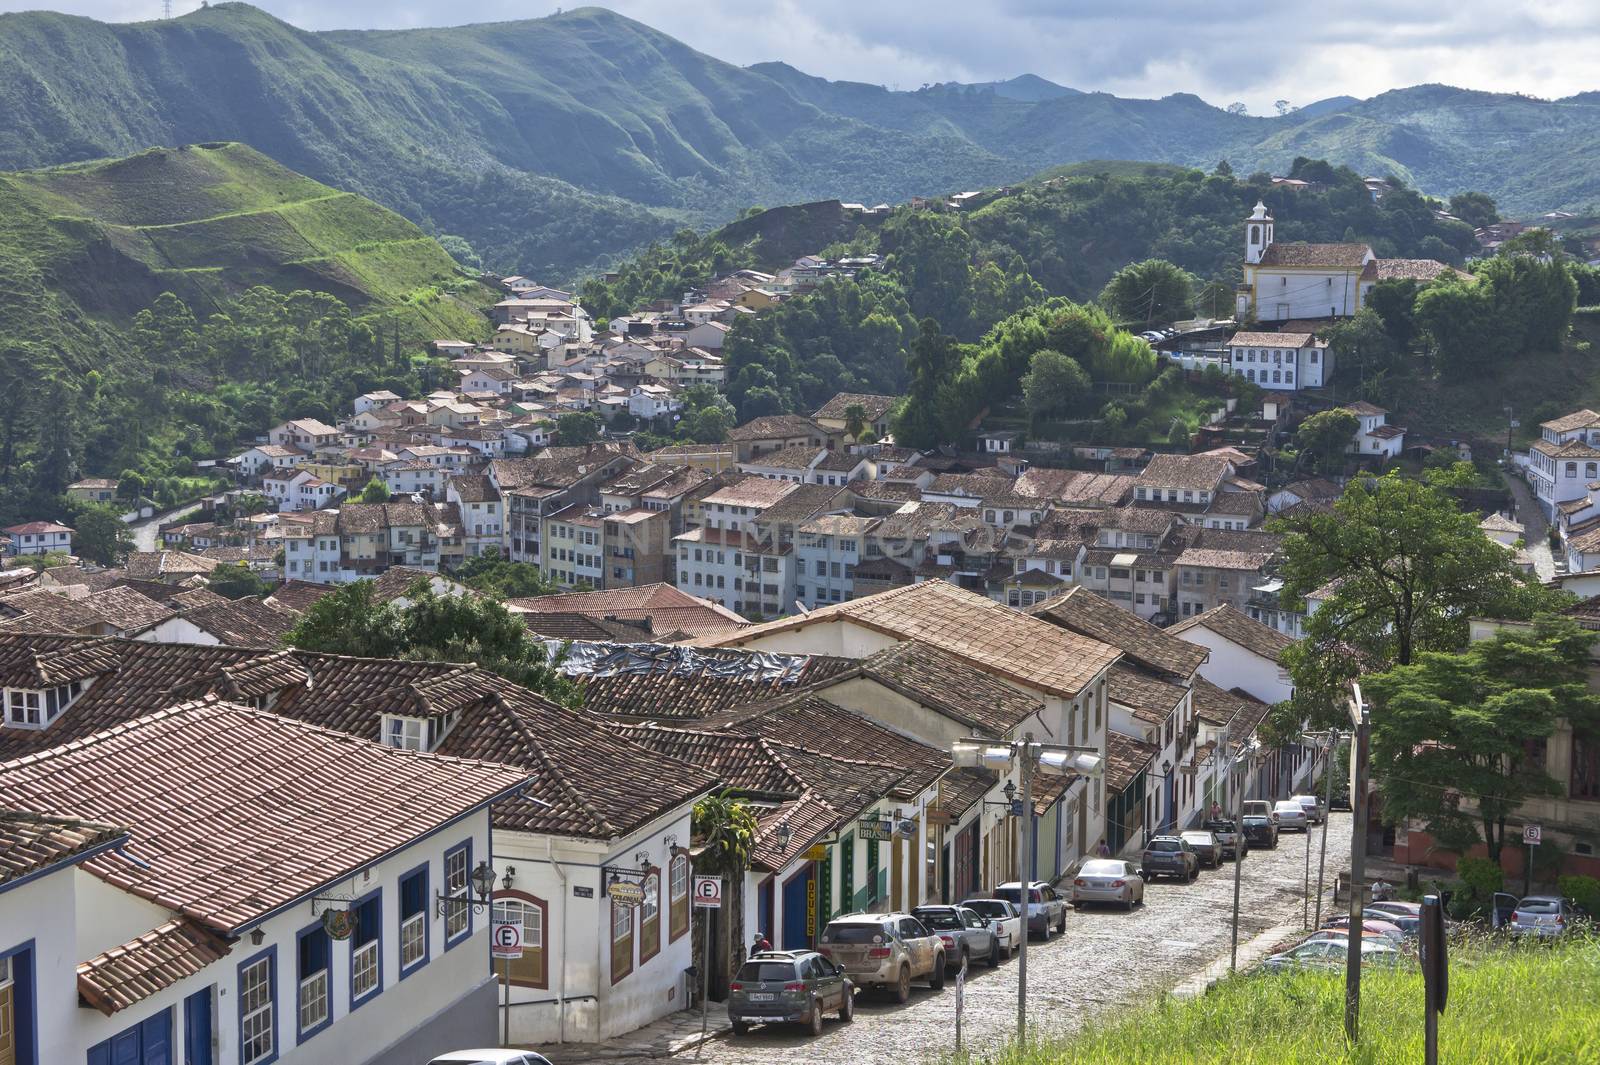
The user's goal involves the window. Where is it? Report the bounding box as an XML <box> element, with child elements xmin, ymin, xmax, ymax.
<box><xmin>638</xmin><ymin>870</ymin><xmax>661</xmax><ymax>965</ymax></box>
<box><xmin>611</xmin><ymin>896</ymin><xmax>634</xmax><ymax>983</ymax></box>
<box><xmin>382</xmin><ymin>715</ymin><xmax>426</xmax><ymax>751</ymax></box>
<box><xmin>238</xmin><ymin>949</ymin><xmax>276</xmax><ymax>1065</ymax></box>
<box><xmin>1574</xmin><ymin>733</ymin><xmax>1600</xmax><ymax>800</ymax></box>
<box><xmin>493</xmin><ymin>893</ymin><xmax>548</xmax><ymax>988</ymax></box>
<box><xmin>444</xmin><ymin>841</ymin><xmax>472</xmax><ymax>945</ymax></box>
<box><xmin>351</xmin><ymin>891</ymin><xmax>382</xmax><ymax>1006</ymax></box>
<box><xmin>297</xmin><ymin>925</ymin><xmax>331</xmax><ymax>1041</ymax></box>
<box><xmin>669</xmin><ymin>856</ymin><xmax>689</xmax><ymax>942</ymax></box>
<box><xmin>399</xmin><ymin>866</ymin><xmax>429</xmax><ymax>976</ymax></box>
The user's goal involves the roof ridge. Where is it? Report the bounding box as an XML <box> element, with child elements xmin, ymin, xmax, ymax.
<box><xmin>495</xmin><ymin>692</ymin><xmax>619</xmax><ymax>838</ymax></box>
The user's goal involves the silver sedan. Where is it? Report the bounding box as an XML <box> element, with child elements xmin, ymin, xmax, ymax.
<box><xmin>1070</xmin><ymin>859</ymin><xmax>1146</xmax><ymax>910</ymax></box>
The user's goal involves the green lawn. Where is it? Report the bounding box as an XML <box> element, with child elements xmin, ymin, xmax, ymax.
<box><xmin>955</xmin><ymin>936</ymin><xmax>1600</xmax><ymax>1065</ymax></box>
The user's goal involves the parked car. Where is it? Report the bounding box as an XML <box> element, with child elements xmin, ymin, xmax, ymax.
<box><xmin>913</xmin><ymin>905</ymin><xmax>1005</xmax><ymax>970</ymax></box>
<box><xmin>1290</xmin><ymin>794</ymin><xmax>1327</xmax><ymax>824</ymax></box>
<box><xmin>1510</xmin><ymin>895</ymin><xmax>1579</xmax><ymax>938</ymax></box>
<box><xmin>1181</xmin><ymin>829</ymin><xmax>1224</xmax><ymax>869</ymax></box>
<box><xmin>1362</xmin><ymin>902</ymin><xmax>1422</xmax><ymax>937</ymax></box>
<box><xmin>1242</xmin><ymin>799</ymin><xmax>1276</xmax><ymax>822</ymax></box>
<box><xmin>1298</xmin><ymin>928</ymin><xmax>1390</xmax><ymax>946</ymax></box>
<box><xmin>729</xmin><ymin>950</ymin><xmax>855</xmax><ymax>1036</ymax></box>
<box><xmin>1262</xmin><ymin>937</ymin><xmax>1403</xmax><ymax>972</ymax></box>
<box><xmin>1321</xmin><ymin>914</ymin><xmax>1405</xmax><ymax>942</ymax></box>
<box><xmin>429</xmin><ymin>1054</ymin><xmax>552</xmax><ymax>1065</ymax></box>
<box><xmin>1241</xmin><ymin>813</ymin><xmax>1279</xmax><ymax>849</ymax></box>
<box><xmin>1272</xmin><ymin>799</ymin><xmax>1310</xmax><ymax>832</ymax></box>
<box><xmin>995</xmin><ymin>881</ymin><xmax>1069</xmax><ymax>938</ymax></box>
<box><xmin>1071</xmin><ymin>858</ymin><xmax>1146</xmax><ymax>910</ymax></box>
<box><xmin>960</xmin><ymin>897</ymin><xmax>1023</xmax><ymax>959</ymax></box>
<box><xmin>818</xmin><ymin>913</ymin><xmax>945</xmax><ymax>1002</ymax></box>
<box><xmin>1140</xmin><ymin>835</ymin><xmax>1199</xmax><ymax>881</ymax></box>
<box><xmin>1203</xmin><ymin>818</ymin><xmax>1248</xmax><ymax>860</ymax></box>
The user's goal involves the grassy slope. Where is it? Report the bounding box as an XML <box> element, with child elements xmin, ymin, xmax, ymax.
<box><xmin>973</xmin><ymin>937</ymin><xmax>1599</xmax><ymax>1065</ymax></box>
<box><xmin>0</xmin><ymin>142</ymin><xmax>493</xmax><ymax>373</ymax></box>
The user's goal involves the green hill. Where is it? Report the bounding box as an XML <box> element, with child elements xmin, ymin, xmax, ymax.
<box><xmin>5</xmin><ymin>6</ymin><xmax>1598</xmax><ymax>283</ymax></box>
<box><xmin>0</xmin><ymin>142</ymin><xmax>497</xmax><ymax>520</ymax></box>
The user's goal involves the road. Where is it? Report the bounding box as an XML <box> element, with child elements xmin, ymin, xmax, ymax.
<box><xmin>1502</xmin><ymin>471</ymin><xmax>1556</xmax><ymax>581</ymax></box>
<box><xmin>589</xmin><ymin>814</ymin><xmax>1352</xmax><ymax>1065</ymax></box>
<box><xmin>125</xmin><ymin>499</ymin><xmax>211</xmax><ymax>553</ymax></box>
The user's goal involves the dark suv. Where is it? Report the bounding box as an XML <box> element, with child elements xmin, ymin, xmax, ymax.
<box><xmin>1241</xmin><ymin>813</ymin><xmax>1279</xmax><ymax>849</ymax></box>
<box><xmin>729</xmin><ymin>950</ymin><xmax>855</xmax><ymax>1037</ymax></box>
<box><xmin>1140</xmin><ymin>835</ymin><xmax>1199</xmax><ymax>881</ymax></box>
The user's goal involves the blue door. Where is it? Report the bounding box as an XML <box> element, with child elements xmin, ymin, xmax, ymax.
<box><xmin>781</xmin><ymin>867</ymin><xmax>813</xmax><ymax>949</ymax></box>
<box><xmin>87</xmin><ymin>1008</ymin><xmax>170</xmax><ymax>1065</ymax></box>
<box><xmin>182</xmin><ymin>989</ymin><xmax>211</xmax><ymax>1065</ymax></box>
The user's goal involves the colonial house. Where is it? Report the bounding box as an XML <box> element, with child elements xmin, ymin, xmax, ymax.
<box><xmin>1345</xmin><ymin>401</ymin><xmax>1407</xmax><ymax>459</ymax></box>
<box><xmin>268</xmin><ymin>418</ymin><xmax>341</xmax><ymax>451</ymax></box>
<box><xmin>1</xmin><ymin>522</ymin><xmax>73</xmax><ymax>558</ymax></box>
<box><xmin>725</xmin><ymin>415</ymin><xmax>832</xmax><ymax>462</ymax></box>
<box><xmin>811</xmin><ymin>393</ymin><xmax>898</xmax><ymax>441</ymax></box>
<box><xmin>1528</xmin><ymin>408</ymin><xmax>1600</xmax><ymax>520</ymax></box>
<box><xmin>1169</xmin><ymin>604</ymin><xmax>1295</xmax><ymax>705</ymax></box>
<box><xmin>446</xmin><ymin>475</ymin><xmax>505</xmax><ymax>558</ymax></box>
<box><xmin>233</xmin><ymin>444</ymin><xmax>306</xmax><ymax>479</ymax></box>
<box><xmin>66</xmin><ymin>478</ymin><xmax>119</xmax><ymax>505</ymax></box>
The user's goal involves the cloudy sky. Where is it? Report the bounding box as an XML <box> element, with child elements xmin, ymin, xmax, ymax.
<box><xmin>6</xmin><ymin>0</ymin><xmax>1597</xmax><ymax>113</ymax></box>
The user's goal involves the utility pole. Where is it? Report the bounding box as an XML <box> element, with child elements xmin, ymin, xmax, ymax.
<box><xmin>1345</xmin><ymin>689</ymin><xmax>1372</xmax><ymax>1044</ymax></box>
<box><xmin>1016</xmin><ymin>734</ymin><xmax>1035</xmax><ymax>1047</ymax></box>
<box><xmin>1229</xmin><ymin>729</ymin><xmax>1245</xmax><ymax>971</ymax></box>
<box><xmin>1314</xmin><ymin>731</ymin><xmax>1339</xmax><ymax>929</ymax></box>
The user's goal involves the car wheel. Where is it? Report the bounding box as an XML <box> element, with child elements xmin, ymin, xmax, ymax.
<box><xmin>732</xmin><ymin>1022</ymin><xmax>749</xmax><ymax>1038</ymax></box>
<box><xmin>1188</xmin><ymin>865</ymin><xmax>1198</xmax><ymax>882</ymax></box>
<box><xmin>895</xmin><ymin>965</ymin><xmax>911</xmax><ymax>1003</ymax></box>
<box><xmin>1124</xmin><ymin>895</ymin><xmax>1134</xmax><ymax>912</ymax></box>
<box><xmin>840</xmin><ymin>989</ymin><xmax>854</xmax><ymax>1022</ymax></box>
<box><xmin>988</xmin><ymin>937</ymin><xmax>1002</xmax><ymax>968</ymax></box>
<box><xmin>929</xmin><ymin>956</ymin><xmax>947</xmax><ymax>990</ymax></box>
<box><xmin>1057</xmin><ymin>911</ymin><xmax>1067</xmax><ymax>933</ymax></box>
<box><xmin>809</xmin><ymin>1001</ymin><xmax>825</xmax><ymax>1036</ymax></box>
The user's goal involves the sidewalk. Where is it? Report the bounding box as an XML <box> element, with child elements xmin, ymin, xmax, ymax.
<box><xmin>1169</xmin><ymin>919</ymin><xmax>1303</xmax><ymax>999</ymax></box>
<box><xmin>528</xmin><ymin>1003</ymin><xmax>731</xmax><ymax>1064</ymax></box>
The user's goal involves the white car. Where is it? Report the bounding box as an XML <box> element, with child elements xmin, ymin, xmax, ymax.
<box><xmin>1070</xmin><ymin>859</ymin><xmax>1147</xmax><ymax>910</ymax></box>
<box><xmin>1272</xmin><ymin>799</ymin><xmax>1310</xmax><ymax>832</ymax></box>
<box><xmin>429</xmin><ymin>1053</ymin><xmax>553</xmax><ymax>1065</ymax></box>
<box><xmin>1291</xmin><ymin>794</ymin><xmax>1326</xmax><ymax>824</ymax></box>
<box><xmin>960</xmin><ymin>897</ymin><xmax>1024</xmax><ymax>958</ymax></box>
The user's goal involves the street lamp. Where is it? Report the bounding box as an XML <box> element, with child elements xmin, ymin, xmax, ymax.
<box><xmin>950</xmin><ymin>733</ymin><xmax>1102</xmax><ymax>1045</ymax></box>
<box><xmin>776</xmin><ymin>820</ymin><xmax>793</xmax><ymax>853</ymax></box>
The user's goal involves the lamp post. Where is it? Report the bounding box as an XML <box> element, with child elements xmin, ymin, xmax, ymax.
<box><xmin>952</xmin><ymin>734</ymin><xmax>1102</xmax><ymax>1046</ymax></box>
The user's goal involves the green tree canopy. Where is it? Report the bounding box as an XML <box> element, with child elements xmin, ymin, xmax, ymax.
<box><xmin>66</xmin><ymin>503</ymin><xmax>132</xmax><ymax>566</ymax></box>
<box><xmin>1021</xmin><ymin>348</ymin><xmax>1091</xmax><ymax>424</ymax></box>
<box><xmin>1292</xmin><ymin>408</ymin><xmax>1358</xmax><ymax>474</ymax></box>
<box><xmin>206</xmin><ymin>561</ymin><xmax>273</xmax><ymax>600</ymax></box>
<box><xmin>452</xmin><ymin>550</ymin><xmax>563</xmax><ymax>600</ymax></box>
<box><xmin>556</xmin><ymin>411</ymin><xmax>602</xmax><ymax>445</ymax></box>
<box><xmin>1447</xmin><ymin>192</ymin><xmax>1500</xmax><ymax>229</ymax></box>
<box><xmin>1365</xmin><ymin>616</ymin><xmax>1600</xmax><ymax>863</ymax></box>
<box><xmin>1099</xmin><ymin>258</ymin><xmax>1195</xmax><ymax>326</ymax></box>
<box><xmin>357</xmin><ymin>476</ymin><xmax>390</xmax><ymax>503</ymax></box>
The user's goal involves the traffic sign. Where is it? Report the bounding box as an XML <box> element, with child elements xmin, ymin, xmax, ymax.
<box><xmin>492</xmin><ymin>921</ymin><xmax>523</xmax><ymax>959</ymax></box>
<box><xmin>1524</xmin><ymin>823</ymin><xmax>1542</xmax><ymax>846</ymax></box>
<box><xmin>608</xmin><ymin>880</ymin><xmax>645</xmax><ymax>906</ymax></box>
<box><xmin>693</xmin><ymin>875</ymin><xmax>723</xmax><ymax>909</ymax></box>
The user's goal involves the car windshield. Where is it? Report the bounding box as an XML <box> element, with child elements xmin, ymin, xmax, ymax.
<box><xmin>916</xmin><ymin>911</ymin><xmax>963</xmax><ymax>930</ymax></box>
<box><xmin>1181</xmin><ymin>834</ymin><xmax>1211</xmax><ymax>844</ymax></box>
<box><xmin>964</xmin><ymin>900</ymin><xmax>1008</xmax><ymax>917</ymax></box>
<box><xmin>1148</xmin><ymin>840</ymin><xmax>1180</xmax><ymax>852</ymax></box>
<box><xmin>1274</xmin><ymin>802</ymin><xmax>1303</xmax><ymax>813</ymax></box>
<box><xmin>1518</xmin><ymin>899</ymin><xmax>1560</xmax><ymax>913</ymax></box>
<box><xmin>1243</xmin><ymin>816</ymin><xmax>1270</xmax><ymax>826</ymax></box>
<box><xmin>736</xmin><ymin>962</ymin><xmax>799</xmax><ymax>982</ymax></box>
<box><xmin>1205</xmin><ymin>820</ymin><xmax>1236</xmax><ymax>832</ymax></box>
<box><xmin>1080</xmin><ymin>860</ymin><xmax>1124</xmax><ymax>876</ymax></box>
<box><xmin>995</xmin><ymin>887</ymin><xmax>1041</xmax><ymax>903</ymax></box>
<box><xmin>822</xmin><ymin>923</ymin><xmax>886</xmax><ymax>943</ymax></box>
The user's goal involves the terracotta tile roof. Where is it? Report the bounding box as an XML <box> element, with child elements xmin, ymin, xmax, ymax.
<box><xmin>83</xmin><ymin>587</ymin><xmax>177</xmax><ymax>632</ymax></box>
<box><xmin>1361</xmin><ymin>258</ymin><xmax>1452</xmax><ymax>282</ymax></box>
<box><xmin>928</xmin><ymin>766</ymin><xmax>1003</xmax><ymax>820</ymax></box>
<box><xmin>2</xmin><ymin>521</ymin><xmax>73</xmax><ymax>536</ymax></box>
<box><xmin>124</xmin><ymin>551</ymin><xmax>220</xmax><ymax>580</ymax></box>
<box><xmin>0</xmin><ymin>589</ymin><xmax>111</xmax><ymax>634</ymax></box>
<box><xmin>1105</xmin><ymin>731</ymin><xmax>1158</xmax><ymax>793</ymax></box>
<box><xmin>812</xmin><ymin>393</ymin><xmax>898</xmax><ymax>421</ymax></box>
<box><xmin>1367</xmin><ymin>424</ymin><xmax>1406</xmax><ymax>440</ymax></box>
<box><xmin>849</xmin><ymin>481</ymin><xmax>923</xmax><ymax>504</ymax></box>
<box><xmin>78</xmin><ymin>918</ymin><xmax>232</xmax><ymax>1015</ymax></box>
<box><xmin>726</xmin><ymin>414</ymin><xmax>824</xmax><ymax>441</ymax></box>
<box><xmin>752</xmin><ymin>484</ymin><xmax>852</xmax><ymax>525</ymax></box>
<box><xmin>0</xmin><ymin>699</ymin><xmax>530</xmax><ymax>931</ymax></box>
<box><xmin>1108</xmin><ymin>664</ymin><xmax>1187</xmax><ymax>725</ymax></box>
<box><xmin>1563</xmin><ymin>595</ymin><xmax>1600</xmax><ymax>631</ymax></box>
<box><xmin>0</xmin><ymin>809</ymin><xmax>126</xmax><ymax>886</ymax></box>
<box><xmin>1532</xmin><ymin>438</ymin><xmax>1600</xmax><ymax>459</ymax></box>
<box><xmin>174</xmin><ymin>598</ymin><xmax>301</xmax><ymax>646</ymax></box>
<box><xmin>266</xmin><ymin>580</ymin><xmax>332</xmax><ymax>613</ymax></box>
<box><xmin>609</xmin><ymin>726</ymin><xmax>808</xmax><ymax>797</ymax></box>
<box><xmin>1279</xmin><ymin>478</ymin><xmax>1342</xmax><ymax>503</ymax></box>
<box><xmin>1257</xmin><ymin>242</ymin><xmax>1371</xmax><ymax>268</ymax></box>
<box><xmin>506</xmin><ymin>583</ymin><xmax>746</xmax><ymax>638</ymax></box>
<box><xmin>857</xmin><ymin>640</ymin><xmax>1043</xmax><ymax>735</ymax></box>
<box><xmin>170</xmin><ymin>588</ymin><xmax>234</xmax><ymax>612</ymax></box>
<box><xmin>1174</xmin><ymin>546</ymin><xmax>1276</xmax><ymax>571</ymax></box>
<box><xmin>556</xmin><ymin>642</ymin><xmax>852</xmax><ymax>720</ymax></box>
<box><xmin>1168</xmin><ymin>604</ymin><xmax>1294</xmax><ymax>664</ymax></box>
<box><xmin>1029</xmin><ymin>586</ymin><xmax>1206</xmax><ymax>679</ymax></box>
<box><xmin>708</xmin><ymin>581</ymin><xmax>1120</xmax><ymax>698</ymax></box>
<box><xmin>1541</xmin><ymin>409</ymin><xmax>1600</xmax><ymax>433</ymax></box>
<box><xmin>750</xmin><ymin>792</ymin><xmax>843</xmax><ymax>872</ymax></box>
<box><xmin>449</xmin><ymin>473</ymin><xmax>499</xmax><ymax>503</ymax></box>
<box><xmin>701</xmin><ymin>475</ymin><xmax>800</xmax><ymax>510</ymax></box>
<box><xmin>1206</xmin><ymin>492</ymin><xmax>1263</xmax><ymax>517</ymax></box>
<box><xmin>740</xmin><ymin>444</ymin><xmax>825</xmax><ymax>471</ymax></box>
<box><xmin>1227</xmin><ymin>331</ymin><xmax>1316</xmax><ymax>348</ymax></box>
<box><xmin>1136</xmin><ymin>453</ymin><xmax>1232</xmax><ymax>492</ymax></box>
<box><xmin>520</xmin><ymin>613</ymin><xmax>655</xmax><ymax>642</ymax></box>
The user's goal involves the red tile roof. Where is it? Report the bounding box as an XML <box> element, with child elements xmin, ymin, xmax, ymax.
<box><xmin>0</xmin><ymin>809</ymin><xmax>126</xmax><ymax>887</ymax></box>
<box><xmin>78</xmin><ymin>918</ymin><xmax>232</xmax><ymax>1016</ymax></box>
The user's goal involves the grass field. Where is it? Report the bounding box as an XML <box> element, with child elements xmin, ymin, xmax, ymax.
<box><xmin>953</xmin><ymin>936</ymin><xmax>1600</xmax><ymax>1065</ymax></box>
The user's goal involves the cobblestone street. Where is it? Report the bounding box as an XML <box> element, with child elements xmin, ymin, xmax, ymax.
<box><xmin>548</xmin><ymin>814</ymin><xmax>1352</xmax><ymax>1065</ymax></box>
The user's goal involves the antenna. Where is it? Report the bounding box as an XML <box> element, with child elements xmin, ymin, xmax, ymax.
<box><xmin>163</xmin><ymin>0</ymin><xmax>172</xmax><ymax>17</ymax></box>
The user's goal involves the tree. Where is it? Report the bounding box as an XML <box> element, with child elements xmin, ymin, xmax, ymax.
<box><xmin>1274</xmin><ymin>99</ymin><xmax>1294</xmax><ymax>116</ymax></box>
<box><xmin>692</xmin><ymin>790</ymin><xmax>760</xmax><ymax>982</ymax></box>
<box><xmin>1292</xmin><ymin>408</ymin><xmax>1358</xmax><ymax>473</ymax></box>
<box><xmin>1021</xmin><ymin>349</ymin><xmax>1091</xmax><ymax>424</ymax></box>
<box><xmin>206</xmin><ymin>562</ymin><xmax>273</xmax><ymax>600</ymax></box>
<box><xmin>356</xmin><ymin>476</ymin><xmax>390</xmax><ymax>503</ymax></box>
<box><xmin>1324</xmin><ymin>310</ymin><xmax>1398</xmax><ymax>388</ymax></box>
<box><xmin>1448</xmin><ymin>192</ymin><xmax>1500</xmax><ymax>229</ymax></box>
<box><xmin>892</xmin><ymin>319</ymin><xmax>963</xmax><ymax>449</ymax></box>
<box><xmin>556</xmin><ymin>411</ymin><xmax>601</xmax><ymax>445</ymax></box>
<box><xmin>841</xmin><ymin>403</ymin><xmax>869</xmax><ymax>442</ymax></box>
<box><xmin>283</xmin><ymin>580</ymin><xmax>402</xmax><ymax>658</ymax></box>
<box><xmin>1365</xmin><ymin>616</ymin><xmax>1600</xmax><ymax>863</ymax></box>
<box><xmin>453</xmin><ymin>550</ymin><xmax>563</xmax><ymax>600</ymax></box>
<box><xmin>1099</xmin><ymin>259</ymin><xmax>1194</xmax><ymax>326</ymax></box>
<box><xmin>68</xmin><ymin>503</ymin><xmax>132</xmax><ymax>566</ymax></box>
<box><xmin>1276</xmin><ymin>471</ymin><xmax>1561</xmax><ymax>728</ymax></box>
<box><xmin>1225</xmin><ymin>102</ymin><xmax>1249</xmax><ymax>115</ymax></box>
<box><xmin>1364</xmin><ymin>278</ymin><xmax>1422</xmax><ymax>350</ymax></box>
<box><xmin>1413</xmin><ymin>276</ymin><xmax>1504</xmax><ymax>371</ymax></box>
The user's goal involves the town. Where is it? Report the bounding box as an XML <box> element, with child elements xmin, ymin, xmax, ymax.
<box><xmin>3</xmin><ymin>174</ymin><xmax>1598</xmax><ymax>1065</ymax></box>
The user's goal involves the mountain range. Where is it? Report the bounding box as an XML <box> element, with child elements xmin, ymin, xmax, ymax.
<box><xmin>3</xmin><ymin>3</ymin><xmax>1600</xmax><ymax>279</ymax></box>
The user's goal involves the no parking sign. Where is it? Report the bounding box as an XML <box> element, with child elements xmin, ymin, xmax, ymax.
<box><xmin>693</xmin><ymin>875</ymin><xmax>723</xmax><ymax>909</ymax></box>
<box><xmin>492</xmin><ymin>921</ymin><xmax>523</xmax><ymax>959</ymax></box>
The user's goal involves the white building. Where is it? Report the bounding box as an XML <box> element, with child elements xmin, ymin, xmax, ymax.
<box><xmin>1528</xmin><ymin>408</ymin><xmax>1600</xmax><ymax>520</ymax></box>
<box><xmin>795</xmin><ymin>515</ymin><xmax>875</xmax><ymax>608</ymax></box>
<box><xmin>673</xmin><ymin>527</ymin><xmax>795</xmax><ymax>617</ymax></box>
<box><xmin>1</xmin><ymin>521</ymin><xmax>73</xmax><ymax>557</ymax></box>
<box><xmin>1236</xmin><ymin>202</ymin><xmax>1373</xmax><ymax>322</ymax></box>
<box><xmin>1345</xmin><ymin>401</ymin><xmax>1407</xmax><ymax>459</ymax></box>
<box><xmin>0</xmin><ymin>699</ymin><xmax>529</xmax><ymax>1065</ymax></box>
<box><xmin>1225</xmin><ymin>332</ymin><xmax>1332</xmax><ymax>391</ymax></box>
<box><xmin>1169</xmin><ymin>604</ymin><xmax>1294</xmax><ymax>706</ymax></box>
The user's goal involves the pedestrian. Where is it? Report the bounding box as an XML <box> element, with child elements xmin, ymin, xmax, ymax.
<box><xmin>752</xmin><ymin>931</ymin><xmax>771</xmax><ymax>953</ymax></box>
<box><xmin>1094</xmin><ymin>838</ymin><xmax>1111</xmax><ymax>858</ymax></box>
<box><xmin>1209</xmin><ymin>800</ymin><xmax>1222</xmax><ymax>820</ymax></box>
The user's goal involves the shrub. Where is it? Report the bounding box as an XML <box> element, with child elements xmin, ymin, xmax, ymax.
<box><xmin>1455</xmin><ymin>855</ymin><xmax>1505</xmax><ymax>913</ymax></box>
<box><xmin>1558</xmin><ymin>874</ymin><xmax>1600</xmax><ymax>916</ymax></box>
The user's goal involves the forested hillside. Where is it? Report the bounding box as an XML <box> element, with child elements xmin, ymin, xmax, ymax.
<box><xmin>3</xmin><ymin>4</ymin><xmax>1600</xmax><ymax>281</ymax></box>
<box><xmin>0</xmin><ymin>143</ymin><xmax>495</xmax><ymax>522</ymax></box>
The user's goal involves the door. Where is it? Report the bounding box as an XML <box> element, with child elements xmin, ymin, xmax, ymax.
<box><xmin>954</xmin><ymin>823</ymin><xmax>977</xmax><ymax>899</ymax></box>
<box><xmin>781</xmin><ymin>867</ymin><xmax>812</xmax><ymax>950</ymax></box>
<box><xmin>890</xmin><ymin>832</ymin><xmax>903</xmax><ymax>912</ymax></box>
<box><xmin>757</xmin><ymin>878</ymin><xmax>775</xmax><ymax>949</ymax></box>
<box><xmin>183</xmin><ymin>988</ymin><xmax>212</xmax><ymax>1065</ymax></box>
<box><xmin>907</xmin><ymin>815</ymin><xmax>921</xmax><ymax>906</ymax></box>
<box><xmin>88</xmin><ymin>1008</ymin><xmax>171</xmax><ymax>1065</ymax></box>
<box><xmin>0</xmin><ymin>954</ymin><xmax>13</xmax><ymax>1065</ymax></box>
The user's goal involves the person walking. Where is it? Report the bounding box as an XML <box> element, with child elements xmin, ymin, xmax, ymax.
<box><xmin>1094</xmin><ymin>838</ymin><xmax>1111</xmax><ymax>858</ymax></box>
<box><xmin>752</xmin><ymin>932</ymin><xmax>772</xmax><ymax>953</ymax></box>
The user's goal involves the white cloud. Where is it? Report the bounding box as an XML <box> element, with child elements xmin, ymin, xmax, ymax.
<box><xmin>2</xmin><ymin>0</ymin><xmax>1596</xmax><ymax>111</ymax></box>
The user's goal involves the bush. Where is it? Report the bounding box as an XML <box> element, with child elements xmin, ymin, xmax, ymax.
<box><xmin>1455</xmin><ymin>855</ymin><xmax>1505</xmax><ymax>914</ymax></box>
<box><xmin>1558</xmin><ymin>874</ymin><xmax>1600</xmax><ymax>917</ymax></box>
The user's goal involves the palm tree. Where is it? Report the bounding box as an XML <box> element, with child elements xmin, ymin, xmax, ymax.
<box><xmin>692</xmin><ymin>791</ymin><xmax>759</xmax><ymax>993</ymax></box>
<box><xmin>842</xmin><ymin>403</ymin><xmax>868</xmax><ymax>442</ymax></box>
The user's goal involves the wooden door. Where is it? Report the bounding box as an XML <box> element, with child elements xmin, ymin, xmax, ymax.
<box><xmin>0</xmin><ymin>966</ymin><xmax>14</xmax><ymax>1065</ymax></box>
<box><xmin>907</xmin><ymin>814</ymin><xmax>921</xmax><ymax>906</ymax></box>
<box><xmin>890</xmin><ymin>832</ymin><xmax>903</xmax><ymax>912</ymax></box>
